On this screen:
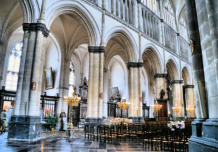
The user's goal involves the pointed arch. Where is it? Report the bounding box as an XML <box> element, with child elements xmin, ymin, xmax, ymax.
<box><xmin>104</xmin><ymin>26</ymin><xmax>138</xmax><ymax>63</ymax></box>
<box><xmin>166</xmin><ymin>59</ymin><xmax>179</xmax><ymax>80</ymax></box>
<box><xmin>142</xmin><ymin>47</ymin><xmax>163</xmax><ymax>92</ymax></box>
<box><xmin>46</xmin><ymin>1</ymin><xmax>100</xmax><ymax>46</ymax></box>
<box><xmin>182</xmin><ymin>67</ymin><xmax>191</xmax><ymax>84</ymax></box>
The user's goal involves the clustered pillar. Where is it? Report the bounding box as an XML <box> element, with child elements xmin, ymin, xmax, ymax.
<box><xmin>86</xmin><ymin>46</ymin><xmax>105</xmax><ymax>123</ymax></box>
<box><xmin>185</xmin><ymin>0</ymin><xmax>218</xmax><ymax>151</ymax></box>
<box><xmin>8</xmin><ymin>23</ymin><xmax>49</xmax><ymax>141</ymax></box>
<box><xmin>127</xmin><ymin>62</ymin><xmax>143</xmax><ymax>122</ymax></box>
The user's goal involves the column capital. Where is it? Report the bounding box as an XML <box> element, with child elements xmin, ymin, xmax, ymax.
<box><xmin>183</xmin><ymin>84</ymin><xmax>194</xmax><ymax>89</ymax></box>
<box><xmin>23</xmin><ymin>23</ymin><xmax>49</xmax><ymax>37</ymax></box>
<box><xmin>88</xmin><ymin>46</ymin><xmax>105</xmax><ymax>53</ymax></box>
<box><xmin>127</xmin><ymin>62</ymin><xmax>143</xmax><ymax>69</ymax></box>
<box><xmin>171</xmin><ymin>80</ymin><xmax>184</xmax><ymax>84</ymax></box>
<box><xmin>154</xmin><ymin>73</ymin><xmax>168</xmax><ymax>79</ymax></box>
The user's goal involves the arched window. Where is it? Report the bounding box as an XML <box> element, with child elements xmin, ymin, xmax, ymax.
<box><xmin>142</xmin><ymin>0</ymin><xmax>157</xmax><ymax>14</ymax></box>
<box><xmin>163</xmin><ymin>0</ymin><xmax>176</xmax><ymax>29</ymax></box>
<box><xmin>179</xmin><ymin>17</ymin><xmax>188</xmax><ymax>40</ymax></box>
<box><xmin>68</xmin><ymin>62</ymin><xmax>75</xmax><ymax>95</ymax></box>
<box><xmin>5</xmin><ymin>42</ymin><xmax>23</xmax><ymax>91</ymax></box>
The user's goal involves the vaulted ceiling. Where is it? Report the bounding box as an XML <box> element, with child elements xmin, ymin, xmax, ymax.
<box><xmin>50</xmin><ymin>14</ymin><xmax>89</xmax><ymax>61</ymax></box>
<box><xmin>168</xmin><ymin>0</ymin><xmax>187</xmax><ymax>20</ymax></box>
<box><xmin>0</xmin><ymin>0</ymin><xmax>23</xmax><ymax>42</ymax></box>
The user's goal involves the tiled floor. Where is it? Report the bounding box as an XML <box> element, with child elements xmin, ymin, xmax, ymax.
<box><xmin>0</xmin><ymin>132</ymin><xmax>167</xmax><ymax>152</ymax></box>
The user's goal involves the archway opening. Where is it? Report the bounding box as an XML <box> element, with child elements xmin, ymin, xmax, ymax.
<box><xmin>103</xmin><ymin>31</ymin><xmax>135</xmax><ymax>118</ymax></box>
<box><xmin>0</xmin><ymin>1</ymin><xmax>24</xmax><ymax>114</ymax></box>
<box><xmin>142</xmin><ymin>48</ymin><xmax>161</xmax><ymax>118</ymax></box>
<box><xmin>48</xmin><ymin>10</ymin><xmax>95</xmax><ymax>126</ymax></box>
<box><xmin>182</xmin><ymin>67</ymin><xmax>190</xmax><ymax>84</ymax></box>
<box><xmin>166</xmin><ymin>59</ymin><xmax>178</xmax><ymax>80</ymax></box>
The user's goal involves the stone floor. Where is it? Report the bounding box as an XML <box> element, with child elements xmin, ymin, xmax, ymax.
<box><xmin>0</xmin><ymin>132</ymin><xmax>167</xmax><ymax>152</ymax></box>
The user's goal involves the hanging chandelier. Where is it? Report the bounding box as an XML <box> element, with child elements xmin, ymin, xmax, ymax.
<box><xmin>64</xmin><ymin>93</ymin><xmax>81</xmax><ymax>107</ymax></box>
<box><xmin>64</xmin><ymin>92</ymin><xmax>81</xmax><ymax>129</ymax></box>
<box><xmin>172</xmin><ymin>106</ymin><xmax>182</xmax><ymax>113</ymax></box>
<box><xmin>151</xmin><ymin>102</ymin><xmax>162</xmax><ymax>112</ymax></box>
<box><xmin>117</xmin><ymin>98</ymin><xmax>130</xmax><ymax>111</ymax></box>
<box><xmin>186</xmin><ymin>106</ymin><xmax>195</xmax><ymax>113</ymax></box>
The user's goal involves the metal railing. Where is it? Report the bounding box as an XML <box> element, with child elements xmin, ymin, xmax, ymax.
<box><xmin>40</xmin><ymin>92</ymin><xmax>59</xmax><ymax>118</ymax></box>
<box><xmin>0</xmin><ymin>86</ymin><xmax>16</xmax><ymax>112</ymax></box>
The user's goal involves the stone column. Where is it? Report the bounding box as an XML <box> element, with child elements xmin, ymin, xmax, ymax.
<box><xmin>185</xmin><ymin>0</ymin><xmax>218</xmax><ymax>151</ymax></box>
<box><xmin>201</xmin><ymin>1</ymin><xmax>218</xmax><ymax>146</ymax></box>
<box><xmin>183</xmin><ymin>85</ymin><xmax>195</xmax><ymax>118</ymax></box>
<box><xmin>28</xmin><ymin>25</ymin><xmax>48</xmax><ymax>116</ymax></box>
<box><xmin>204</xmin><ymin>0</ymin><xmax>218</xmax><ymax>119</ymax></box>
<box><xmin>103</xmin><ymin>68</ymin><xmax>109</xmax><ymax>118</ymax></box>
<box><xmin>171</xmin><ymin>80</ymin><xmax>184</xmax><ymax>118</ymax></box>
<box><xmin>127</xmin><ymin>62</ymin><xmax>143</xmax><ymax>122</ymax></box>
<box><xmin>187</xmin><ymin>0</ymin><xmax>218</xmax><ymax>151</ymax></box>
<box><xmin>13</xmin><ymin>27</ymin><xmax>30</xmax><ymax>116</ymax></box>
<box><xmin>8</xmin><ymin>22</ymin><xmax>49</xmax><ymax>141</ymax></box>
<box><xmin>86</xmin><ymin>46</ymin><xmax>105</xmax><ymax>124</ymax></box>
<box><xmin>154</xmin><ymin>74</ymin><xmax>168</xmax><ymax>119</ymax></box>
<box><xmin>98</xmin><ymin>51</ymin><xmax>104</xmax><ymax>118</ymax></box>
<box><xmin>58</xmin><ymin>59</ymin><xmax>71</xmax><ymax>117</ymax></box>
<box><xmin>185</xmin><ymin>0</ymin><xmax>208</xmax><ymax>142</ymax></box>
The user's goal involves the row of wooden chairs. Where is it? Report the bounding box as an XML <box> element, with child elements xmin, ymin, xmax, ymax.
<box><xmin>84</xmin><ymin>121</ymin><xmax>192</xmax><ymax>151</ymax></box>
<box><xmin>85</xmin><ymin>124</ymin><xmax>130</xmax><ymax>142</ymax></box>
<box><xmin>142</xmin><ymin>122</ymin><xmax>192</xmax><ymax>151</ymax></box>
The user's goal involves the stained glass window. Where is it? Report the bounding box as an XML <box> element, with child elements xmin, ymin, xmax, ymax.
<box><xmin>5</xmin><ymin>42</ymin><xmax>23</xmax><ymax>91</ymax></box>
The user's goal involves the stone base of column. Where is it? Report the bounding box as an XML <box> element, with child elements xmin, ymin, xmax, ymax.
<box><xmin>189</xmin><ymin>118</ymin><xmax>218</xmax><ymax>152</ymax></box>
<box><xmin>129</xmin><ymin>117</ymin><xmax>144</xmax><ymax>123</ymax></box>
<box><xmin>189</xmin><ymin>136</ymin><xmax>218</xmax><ymax>152</ymax></box>
<box><xmin>85</xmin><ymin>118</ymin><xmax>103</xmax><ymax>124</ymax></box>
<box><xmin>8</xmin><ymin>115</ymin><xmax>41</xmax><ymax>142</ymax></box>
<box><xmin>202</xmin><ymin>119</ymin><xmax>218</xmax><ymax>140</ymax></box>
<box><xmin>191</xmin><ymin>118</ymin><xmax>205</xmax><ymax>137</ymax></box>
